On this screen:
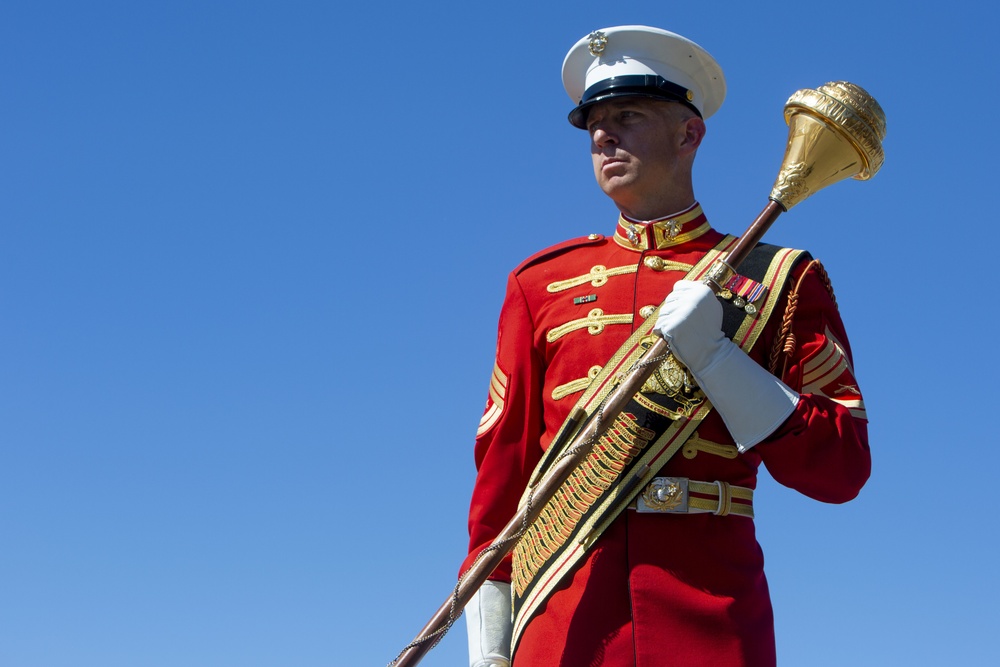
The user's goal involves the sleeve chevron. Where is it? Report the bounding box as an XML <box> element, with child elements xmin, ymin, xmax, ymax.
<box><xmin>477</xmin><ymin>361</ymin><xmax>509</xmax><ymax>436</ymax></box>
<box><xmin>800</xmin><ymin>326</ymin><xmax>867</xmax><ymax>420</ymax></box>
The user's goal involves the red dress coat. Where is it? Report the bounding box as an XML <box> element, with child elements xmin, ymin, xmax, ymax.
<box><xmin>462</xmin><ymin>204</ymin><xmax>870</xmax><ymax>667</ymax></box>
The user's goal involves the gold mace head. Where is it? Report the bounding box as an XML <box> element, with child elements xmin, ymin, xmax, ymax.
<box><xmin>770</xmin><ymin>81</ymin><xmax>887</xmax><ymax>210</ymax></box>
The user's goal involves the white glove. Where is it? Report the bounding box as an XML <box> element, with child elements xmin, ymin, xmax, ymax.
<box><xmin>655</xmin><ymin>280</ymin><xmax>799</xmax><ymax>451</ymax></box>
<box><xmin>466</xmin><ymin>580</ymin><xmax>512</xmax><ymax>667</ymax></box>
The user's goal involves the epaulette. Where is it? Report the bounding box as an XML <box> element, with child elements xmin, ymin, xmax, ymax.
<box><xmin>513</xmin><ymin>234</ymin><xmax>605</xmax><ymax>275</ymax></box>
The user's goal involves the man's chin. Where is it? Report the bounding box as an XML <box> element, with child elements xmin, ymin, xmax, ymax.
<box><xmin>598</xmin><ymin>178</ymin><xmax>638</xmax><ymax>203</ymax></box>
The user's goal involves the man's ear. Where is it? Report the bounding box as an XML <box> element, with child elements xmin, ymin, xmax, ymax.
<box><xmin>678</xmin><ymin>116</ymin><xmax>706</xmax><ymax>155</ymax></box>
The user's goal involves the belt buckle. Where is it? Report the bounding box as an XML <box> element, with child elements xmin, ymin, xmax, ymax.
<box><xmin>636</xmin><ymin>477</ymin><xmax>689</xmax><ymax>513</ymax></box>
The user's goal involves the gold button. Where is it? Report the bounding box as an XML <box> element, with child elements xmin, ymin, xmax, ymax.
<box><xmin>639</xmin><ymin>305</ymin><xmax>657</xmax><ymax>318</ymax></box>
<box><xmin>644</xmin><ymin>256</ymin><xmax>664</xmax><ymax>270</ymax></box>
<box><xmin>587</xmin><ymin>233</ymin><xmax>600</xmax><ymax>240</ymax></box>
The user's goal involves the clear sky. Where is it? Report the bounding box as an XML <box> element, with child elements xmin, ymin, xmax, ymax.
<box><xmin>3</xmin><ymin>2</ymin><xmax>998</xmax><ymax>666</ymax></box>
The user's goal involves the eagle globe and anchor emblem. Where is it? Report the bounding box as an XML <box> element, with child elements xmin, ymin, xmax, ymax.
<box><xmin>587</xmin><ymin>30</ymin><xmax>608</xmax><ymax>56</ymax></box>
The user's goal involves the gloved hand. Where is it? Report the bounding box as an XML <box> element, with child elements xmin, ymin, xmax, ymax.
<box><xmin>466</xmin><ymin>580</ymin><xmax>512</xmax><ymax>667</ymax></box>
<box><xmin>655</xmin><ymin>280</ymin><xmax>800</xmax><ymax>451</ymax></box>
<box><xmin>655</xmin><ymin>280</ymin><xmax>728</xmax><ymax>375</ymax></box>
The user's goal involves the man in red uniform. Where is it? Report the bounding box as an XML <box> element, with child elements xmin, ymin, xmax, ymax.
<box><xmin>463</xmin><ymin>26</ymin><xmax>870</xmax><ymax>667</ymax></box>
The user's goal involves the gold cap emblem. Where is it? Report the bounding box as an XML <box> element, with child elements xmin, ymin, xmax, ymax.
<box><xmin>588</xmin><ymin>31</ymin><xmax>608</xmax><ymax>56</ymax></box>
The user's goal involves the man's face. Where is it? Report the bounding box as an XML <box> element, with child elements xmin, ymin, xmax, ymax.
<box><xmin>586</xmin><ymin>98</ymin><xmax>703</xmax><ymax>218</ymax></box>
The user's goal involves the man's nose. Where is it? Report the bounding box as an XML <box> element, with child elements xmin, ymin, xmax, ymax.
<box><xmin>592</xmin><ymin>126</ymin><xmax>617</xmax><ymax>148</ymax></box>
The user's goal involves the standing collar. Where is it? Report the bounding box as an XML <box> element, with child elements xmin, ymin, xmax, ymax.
<box><xmin>613</xmin><ymin>202</ymin><xmax>712</xmax><ymax>251</ymax></box>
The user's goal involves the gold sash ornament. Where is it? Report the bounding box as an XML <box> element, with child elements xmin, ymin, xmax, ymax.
<box><xmin>510</xmin><ymin>237</ymin><xmax>808</xmax><ymax>648</ymax></box>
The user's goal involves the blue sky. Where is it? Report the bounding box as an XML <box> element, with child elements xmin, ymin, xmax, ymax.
<box><xmin>3</xmin><ymin>2</ymin><xmax>998</xmax><ymax>666</ymax></box>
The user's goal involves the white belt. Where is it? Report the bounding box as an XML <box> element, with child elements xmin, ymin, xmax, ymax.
<box><xmin>628</xmin><ymin>477</ymin><xmax>754</xmax><ymax>518</ymax></box>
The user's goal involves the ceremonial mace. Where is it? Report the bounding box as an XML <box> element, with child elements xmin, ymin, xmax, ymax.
<box><xmin>389</xmin><ymin>81</ymin><xmax>886</xmax><ymax>667</ymax></box>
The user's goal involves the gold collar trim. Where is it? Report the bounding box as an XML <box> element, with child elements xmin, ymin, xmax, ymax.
<box><xmin>613</xmin><ymin>203</ymin><xmax>711</xmax><ymax>251</ymax></box>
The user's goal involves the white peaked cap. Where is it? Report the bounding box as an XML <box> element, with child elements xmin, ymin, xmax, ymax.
<box><xmin>562</xmin><ymin>25</ymin><xmax>726</xmax><ymax>128</ymax></box>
